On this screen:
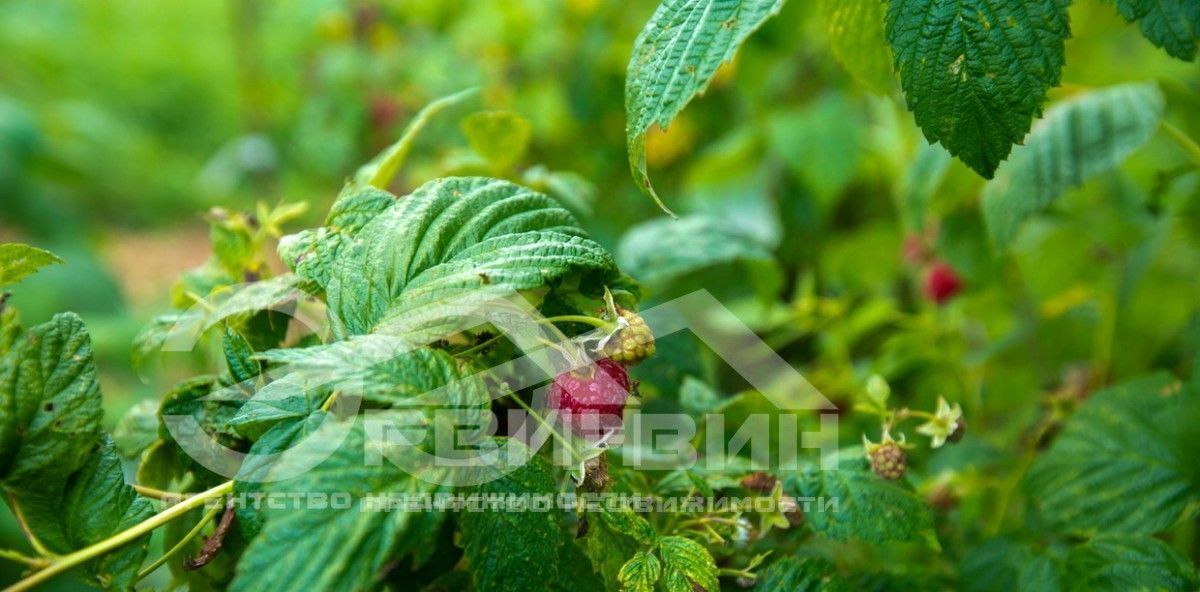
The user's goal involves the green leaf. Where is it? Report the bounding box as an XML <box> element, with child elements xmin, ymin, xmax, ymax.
<box><xmin>354</xmin><ymin>87</ymin><xmax>481</xmax><ymax>190</ymax></box>
<box><xmin>625</xmin><ymin>0</ymin><xmax>785</xmax><ymax>212</ymax></box>
<box><xmin>1108</xmin><ymin>0</ymin><xmax>1200</xmax><ymax>61</ymax></box>
<box><xmin>960</xmin><ymin>539</ymin><xmax>1063</xmax><ymax>592</ymax></box>
<box><xmin>616</xmin><ymin>214</ymin><xmax>776</xmax><ymax>287</ymax></box>
<box><xmin>655</xmin><ymin>535</ymin><xmax>719</xmax><ymax>592</ymax></box>
<box><xmin>325</xmin><ymin>177</ymin><xmax>615</xmax><ymax>337</ymax></box>
<box><xmin>133</xmin><ymin>275</ymin><xmax>306</xmax><ymax>371</ymax></box>
<box><xmin>11</xmin><ymin>437</ymin><xmax>155</xmax><ymax>590</ymax></box>
<box><xmin>230</xmin><ymin>418</ymin><xmax>447</xmax><ymax>592</ymax></box>
<box><xmin>1026</xmin><ymin>373</ymin><xmax>1200</xmax><ymax>535</ymax></box>
<box><xmin>819</xmin><ymin>0</ymin><xmax>894</xmax><ymax>94</ymax></box>
<box><xmin>585</xmin><ymin>506</ymin><xmax>655</xmax><ymax>590</ymax></box>
<box><xmin>618</xmin><ymin>551</ymin><xmax>662</xmax><ymax>592</ymax></box>
<box><xmin>0</xmin><ymin>312</ymin><xmax>104</xmax><ymax>487</ymax></box>
<box><xmin>112</xmin><ymin>399</ymin><xmax>160</xmax><ymax>459</ymax></box>
<box><xmin>222</xmin><ymin>325</ymin><xmax>260</xmax><ymax>385</ymax></box>
<box><xmin>459</xmin><ymin>447</ymin><xmax>561</xmax><ymax>592</ymax></box>
<box><xmin>462</xmin><ymin>110</ymin><xmax>533</xmax><ymax>170</ymax></box>
<box><xmin>1065</xmin><ymin>535</ymin><xmax>1200</xmax><ymax>591</ymax></box>
<box><xmin>982</xmin><ymin>83</ymin><xmax>1166</xmax><ymax>246</ymax></box>
<box><xmin>756</xmin><ymin>557</ymin><xmax>851</xmax><ymax>592</ymax></box>
<box><xmin>786</xmin><ymin>455</ymin><xmax>939</xmax><ymax>548</ymax></box>
<box><xmin>885</xmin><ymin>0</ymin><xmax>1071</xmax><ymax>178</ymax></box>
<box><xmin>0</xmin><ymin>243</ymin><xmax>62</xmax><ymax>287</ymax></box>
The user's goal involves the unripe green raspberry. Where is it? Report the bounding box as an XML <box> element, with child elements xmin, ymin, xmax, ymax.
<box><xmin>599</xmin><ymin>308</ymin><xmax>655</xmax><ymax>366</ymax></box>
<box><xmin>869</xmin><ymin>441</ymin><xmax>907</xmax><ymax>480</ymax></box>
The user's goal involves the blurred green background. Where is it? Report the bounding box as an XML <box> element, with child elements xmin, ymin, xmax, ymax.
<box><xmin>2</xmin><ymin>0</ymin><xmax>1200</xmax><ymax>586</ymax></box>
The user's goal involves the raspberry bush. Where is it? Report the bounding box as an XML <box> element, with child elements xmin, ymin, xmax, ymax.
<box><xmin>2</xmin><ymin>0</ymin><xmax>1200</xmax><ymax>591</ymax></box>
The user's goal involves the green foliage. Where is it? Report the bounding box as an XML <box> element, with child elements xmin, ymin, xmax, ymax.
<box><xmin>655</xmin><ymin>535</ymin><xmax>719</xmax><ymax>592</ymax></box>
<box><xmin>756</xmin><ymin>557</ymin><xmax>850</xmax><ymax>592</ymax></box>
<box><xmin>885</xmin><ymin>0</ymin><xmax>1071</xmax><ymax>178</ymax></box>
<box><xmin>983</xmin><ymin>83</ymin><xmax>1166</xmax><ymax>246</ymax></box>
<box><xmin>460</xmin><ymin>449</ymin><xmax>561</xmax><ymax>591</ymax></box>
<box><xmin>618</xmin><ymin>550</ymin><xmax>662</xmax><ymax>592</ymax></box>
<box><xmin>625</xmin><ymin>0</ymin><xmax>785</xmax><ymax>211</ymax></box>
<box><xmin>1109</xmin><ymin>0</ymin><xmax>1200</xmax><ymax>61</ymax></box>
<box><xmin>616</xmin><ymin>214</ymin><xmax>776</xmax><ymax>289</ymax></box>
<box><xmin>0</xmin><ymin>243</ymin><xmax>62</xmax><ymax>288</ymax></box>
<box><xmin>1026</xmin><ymin>373</ymin><xmax>1200</xmax><ymax>535</ymax></box>
<box><xmin>788</xmin><ymin>455</ymin><xmax>939</xmax><ymax>548</ymax></box>
<box><xmin>819</xmin><ymin>0</ymin><xmax>893</xmax><ymax>95</ymax></box>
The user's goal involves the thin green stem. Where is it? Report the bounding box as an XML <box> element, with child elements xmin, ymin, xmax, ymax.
<box><xmin>132</xmin><ymin>484</ymin><xmax>187</xmax><ymax>501</ymax></box>
<box><xmin>364</xmin><ymin>87</ymin><xmax>480</xmax><ymax>189</ymax></box>
<box><xmin>3</xmin><ymin>480</ymin><xmax>233</xmax><ymax>592</ymax></box>
<box><xmin>540</xmin><ymin>315</ymin><xmax>614</xmax><ymax>331</ymax></box>
<box><xmin>0</xmin><ymin>549</ymin><xmax>46</xmax><ymax>569</ymax></box>
<box><xmin>456</xmin><ymin>333</ymin><xmax>506</xmax><ymax>358</ymax></box>
<box><xmin>1162</xmin><ymin>121</ymin><xmax>1200</xmax><ymax>170</ymax></box>
<box><xmin>135</xmin><ymin>503</ymin><xmax>224</xmax><ymax>581</ymax></box>
<box><xmin>5</xmin><ymin>494</ymin><xmax>56</xmax><ymax>558</ymax></box>
<box><xmin>506</xmin><ymin>393</ymin><xmax>583</xmax><ymax>464</ymax></box>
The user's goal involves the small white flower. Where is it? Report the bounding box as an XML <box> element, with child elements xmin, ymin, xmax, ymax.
<box><xmin>916</xmin><ymin>397</ymin><xmax>963</xmax><ymax>448</ymax></box>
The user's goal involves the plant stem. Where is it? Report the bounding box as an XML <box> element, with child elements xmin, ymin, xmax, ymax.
<box><xmin>0</xmin><ymin>549</ymin><xmax>46</xmax><ymax>569</ymax></box>
<box><xmin>132</xmin><ymin>484</ymin><xmax>187</xmax><ymax>501</ymax></box>
<box><xmin>505</xmin><ymin>392</ymin><xmax>583</xmax><ymax>464</ymax></box>
<box><xmin>3</xmin><ymin>480</ymin><xmax>233</xmax><ymax>592</ymax></box>
<box><xmin>4</xmin><ymin>494</ymin><xmax>56</xmax><ymax>558</ymax></box>
<box><xmin>456</xmin><ymin>333</ymin><xmax>506</xmax><ymax>358</ymax></box>
<box><xmin>1161</xmin><ymin>121</ymin><xmax>1200</xmax><ymax>170</ymax></box>
<box><xmin>135</xmin><ymin>503</ymin><xmax>224</xmax><ymax>581</ymax></box>
<box><xmin>540</xmin><ymin>315</ymin><xmax>614</xmax><ymax>331</ymax></box>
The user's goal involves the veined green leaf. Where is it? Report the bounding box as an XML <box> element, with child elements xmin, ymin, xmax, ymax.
<box><xmin>625</xmin><ymin>0</ymin><xmax>785</xmax><ymax>213</ymax></box>
<box><xmin>616</xmin><ymin>214</ymin><xmax>776</xmax><ymax>287</ymax></box>
<box><xmin>618</xmin><ymin>551</ymin><xmax>662</xmax><ymax>592</ymax></box>
<box><xmin>1065</xmin><ymin>535</ymin><xmax>1200</xmax><ymax>591</ymax></box>
<box><xmin>982</xmin><ymin>83</ymin><xmax>1165</xmax><ymax>247</ymax></box>
<box><xmin>787</xmin><ymin>455</ymin><xmax>939</xmax><ymax>548</ymax></box>
<box><xmin>230</xmin><ymin>418</ymin><xmax>447</xmax><ymax>592</ymax></box>
<box><xmin>656</xmin><ymin>535</ymin><xmax>719</xmax><ymax>592</ymax></box>
<box><xmin>11</xmin><ymin>437</ymin><xmax>155</xmax><ymax>590</ymax></box>
<box><xmin>459</xmin><ymin>445</ymin><xmax>561</xmax><ymax>592</ymax></box>
<box><xmin>0</xmin><ymin>312</ymin><xmax>103</xmax><ymax>487</ymax></box>
<box><xmin>1109</xmin><ymin>0</ymin><xmax>1199</xmax><ymax>61</ymax></box>
<box><xmin>819</xmin><ymin>0</ymin><xmax>894</xmax><ymax>94</ymax></box>
<box><xmin>0</xmin><ymin>243</ymin><xmax>62</xmax><ymax>288</ymax></box>
<box><xmin>960</xmin><ymin>539</ymin><xmax>1063</xmax><ymax>592</ymax></box>
<box><xmin>326</xmin><ymin>177</ymin><xmax>615</xmax><ymax>337</ymax></box>
<box><xmin>756</xmin><ymin>557</ymin><xmax>851</xmax><ymax>592</ymax></box>
<box><xmin>585</xmin><ymin>506</ymin><xmax>655</xmax><ymax>590</ymax></box>
<box><xmin>222</xmin><ymin>325</ymin><xmax>260</xmax><ymax>385</ymax></box>
<box><xmin>885</xmin><ymin>0</ymin><xmax>1071</xmax><ymax>178</ymax></box>
<box><xmin>1026</xmin><ymin>373</ymin><xmax>1200</xmax><ymax>535</ymax></box>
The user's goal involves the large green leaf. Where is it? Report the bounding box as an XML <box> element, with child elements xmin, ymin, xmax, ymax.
<box><xmin>756</xmin><ymin>557</ymin><xmax>851</xmax><ymax>592</ymax></box>
<box><xmin>0</xmin><ymin>312</ymin><xmax>103</xmax><ymax>487</ymax></box>
<box><xmin>960</xmin><ymin>539</ymin><xmax>1063</xmax><ymax>592</ymax></box>
<box><xmin>885</xmin><ymin>0</ymin><xmax>1071</xmax><ymax>178</ymax></box>
<box><xmin>819</xmin><ymin>0</ymin><xmax>894</xmax><ymax>94</ymax></box>
<box><xmin>325</xmin><ymin>177</ymin><xmax>615</xmax><ymax>337</ymax></box>
<box><xmin>0</xmin><ymin>243</ymin><xmax>62</xmax><ymax>287</ymax></box>
<box><xmin>1065</xmin><ymin>535</ymin><xmax>1199</xmax><ymax>591</ymax></box>
<box><xmin>786</xmin><ymin>455</ymin><xmax>939</xmax><ymax>548</ymax></box>
<box><xmin>625</xmin><ymin>0</ymin><xmax>785</xmax><ymax>212</ymax></box>
<box><xmin>982</xmin><ymin>83</ymin><xmax>1166</xmax><ymax>246</ymax></box>
<box><xmin>616</xmin><ymin>214</ymin><xmax>776</xmax><ymax>287</ymax></box>
<box><xmin>15</xmin><ymin>437</ymin><xmax>156</xmax><ymax>590</ymax></box>
<box><xmin>1026</xmin><ymin>373</ymin><xmax>1200</xmax><ymax>535</ymax></box>
<box><xmin>656</xmin><ymin>535</ymin><xmax>719</xmax><ymax>592</ymax></box>
<box><xmin>1109</xmin><ymin>0</ymin><xmax>1200</xmax><ymax>61</ymax></box>
<box><xmin>230</xmin><ymin>418</ymin><xmax>448</xmax><ymax>592</ymax></box>
<box><xmin>459</xmin><ymin>447</ymin><xmax>561</xmax><ymax>592</ymax></box>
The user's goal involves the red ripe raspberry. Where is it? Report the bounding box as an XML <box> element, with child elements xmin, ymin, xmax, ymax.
<box><xmin>924</xmin><ymin>261</ymin><xmax>963</xmax><ymax>305</ymax></box>
<box><xmin>548</xmin><ymin>358</ymin><xmax>631</xmax><ymax>440</ymax></box>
